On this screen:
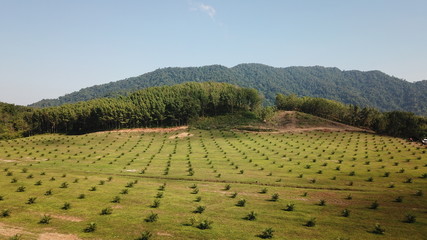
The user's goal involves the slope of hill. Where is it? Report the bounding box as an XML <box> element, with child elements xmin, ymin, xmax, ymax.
<box><xmin>30</xmin><ymin>64</ymin><xmax>427</xmax><ymax>115</ymax></box>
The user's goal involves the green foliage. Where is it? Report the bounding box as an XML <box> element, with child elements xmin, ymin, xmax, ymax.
<box><xmin>258</xmin><ymin>228</ymin><xmax>274</xmax><ymax>239</ymax></box>
<box><xmin>245</xmin><ymin>211</ymin><xmax>257</xmax><ymax>221</ymax></box>
<box><xmin>29</xmin><ymin>82</ymin><xmax>262</xmax><ymax>134</ymax></box>
<box><xmin>83</xmin><ymin>222</ymin><xmax>96</xmax><ymax>232</ymax></box>
<box><xmin>100</xmin><ymin>207</ymin><xmax>113</xmax><ymax>215</ymax></box>
<box><xmin>29</xmin><ymin>64</ymin><xmax>427</xmax><ymax>117</ymax></box>
<box><xmin>135</xmin><ymin>231</ymin><xmax>153</xmax><ymax>240</ymax></box>
<box><xmin>275</xmin><ymin>94</ymin><xmax>427</xmax><ymax>139</ymax></box>
<box><xmin>305</xmin><ymin>218</ymin><xmax>317</xmax><ymax>227</ymax></box>
<box><xmin>372</xmin><ymin>223</ymin><xmax>385</xmax><ymax>235</ymax></box>
<box><xmin>144</xmin><ymin>212</ymin><xmax>158</xmax><ymax>222</ymax></box>
<box><xmin>0</xmin><ymin>102</ymin><xmax>31</xmax><ymax>140</ymax></box>
<box><xmin>39</xmin><ymin>214</ymin><xmax>52</xmax><ymax>224</ymax></box>
<box><xmin>197</xmin><ymin>219</ymin><xmax>213</xmax><ymax>230</ymax></box>
<box><xmin>1</xmin><ymin>209</ymin><xmax>10</xmax><ymax>217</ymax></box>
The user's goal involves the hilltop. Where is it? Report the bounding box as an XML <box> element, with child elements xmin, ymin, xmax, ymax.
<box><xmin>30</xmin><ymin>64</ymin><xmax>427</xmax><ymax>116</ymax></box>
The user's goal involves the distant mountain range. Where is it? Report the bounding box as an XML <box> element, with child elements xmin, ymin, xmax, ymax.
<box><xmin>30</xmin><ymin>64</ymin><xmax>427</xmax><ymax>115</ymax></box>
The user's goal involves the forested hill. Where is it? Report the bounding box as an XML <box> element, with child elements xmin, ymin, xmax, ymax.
<box><xmin>30</xmin><ymin>64</ymin><xmax>427</xmax><ymax>115</ymax></box>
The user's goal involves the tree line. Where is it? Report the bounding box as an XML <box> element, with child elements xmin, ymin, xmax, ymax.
<box><xmin>276</xmin><ymin>94</ymin><xmax>427</xmax><ymax>139</ymax></box>
<box><xmin>28</xmin><ymin>82</ymin><xmax>261</xmax><ymax>134</ymax></box>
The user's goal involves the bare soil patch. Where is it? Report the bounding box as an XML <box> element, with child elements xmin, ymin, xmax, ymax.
<box><xmin>168</xmin><ymin>132</ymin><xmax>193</xmax><ymax>139</ymax></box>
<box><xmin>50</xmin><ymin>214</ymin><xmax>83</xmax><ymax>222</ymax></box>
<box><xmin>38</xmin><ymin>233</ymin><xmax>81</xmax><ymax>240</ymax></box>
<box><xmin>0</xmin><ymin>222</ymin><xmax>31</xmax><ymax>237</ymax></box>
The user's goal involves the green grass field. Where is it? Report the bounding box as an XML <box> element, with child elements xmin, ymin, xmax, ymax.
<box><xmin>0</xmin><ymin>129</ymin><xmax>426</xmax><ymax>239</ymax></box>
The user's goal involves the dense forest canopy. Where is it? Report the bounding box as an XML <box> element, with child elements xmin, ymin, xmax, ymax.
<box><xmin>30</xmin><ymin>64</ymin><xmax>427</xmax><ymax>116</ymax></box>
<box><xmin>276</xmin><ymin>94</ymin><xmax>427</xmax><ymax>139</ymax></box>
<box><xmin>0</xmin><ymin>102</ymin><xmax>31</xmax><ymax>139</ymax></box>
<box><xmin>28</xmin><ymin>82</ymin><xmax>261</xmax><ymax>134</ymax></box>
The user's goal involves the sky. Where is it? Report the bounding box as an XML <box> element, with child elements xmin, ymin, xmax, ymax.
<box><xmin>0</xmin><ymin>0</ymin><xmax>426</xmax><ymax>106</ymax></box>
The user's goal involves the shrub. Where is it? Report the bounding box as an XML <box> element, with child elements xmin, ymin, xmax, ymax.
<box><xmin>404</xmin><ymin>214</ymin><xmax>416</xmax><ymax>223</ymax></box>
<box><xmin>151</xmin><ymin>200</ymin><xmax>160</xmax><ymax>208</ymax></box>
<box><xmin>197</xmin><ymin>219</ymin><xmax>213</xmax><ymax>229</ymax></box>
<box><xmin>0</xmin><ymin>195</ymin><xmax>4</xmax><ymax>201</ymax></box>
<box><xmin>193</xmin><ymin>205</ymin><xmax>206</xmax><ymax>214</ymax></box>
<box><xmin>305</xmin><ymin>218</ymin><xmax>316</xmax><ymax>227</ymax></box>
<box><xmin>26</xmin><ymin>197</ymin><xmax>37</xmax><ymax>204</ymax></box>
<box><xmin>145</xmin><ymin>212</ymin><xmax>158</xmax><ymax>222</ymax></box>
<box><xmin>16</xmin><ymin>186</ymin><xmax>25</xmax><ymax>192</ymax></box>
<box><xmin>245</xmin><ymin>211</ymin><xmax>257</xmax><ymax>221</ymax></box>
<box><xmin>83</xmin><ymin>222</ymin><xmax>96</xmax><ymax>232</ymax></box>
<box><xmin>372</xmin><ymin>223</ymin><xmax>385</xmax><ymax>234</ymax></box>
<box><xmin>195</xmin><ymin>196</ymin><xmax>202</xmax><ymax>202</ymax></box>
<box><xmin>112</xmin><ymin>196</ymin><xmax>121</xmax><ymax>203</ymax></box>
<box><xmin>342</xmin><ymin>209</ymin><xmax>350</xmax><ymax>217</ymax></box>
<box><xmin>78</xmin><ymin>193</ymin><xmax>86</xmax><ymax>199</ymax></box>
<box><xmin>415</xmin><ymin>190</ymin><xmax>423</xmax><ymax>196</ymax></box>
<box><xmin>230</xmin><ymin>192</ymin><xmax>238</xmax><ymax>198</ymax></box>
<box><xmin>59</xmin><ymin>182</ymin><xmax>68</xmax><ymax>188</ymax></box>
<box><xmin>224</xmin><ymin>184</ymin><xmax>231</xmax><ymax>190</ymax></box>
<box><xmin>191</xmin><ymin>188</ymin><xmax>199</xmax><ymax>194</ymax></box>
<box><xmin>345</xmin><ymin>194</ymin><xmax>352</xmax><ymax>200</ymax></box>
<box><xmin>1</xmin><ymin>209</ymin><xmax>10</xmax><ymax>217</ymax></box>
<box><xmin>44</xmin><ymin>189</ymin><xmax>52</xmax><ymax>196</ymax></box>
<box><xmin>62</xmin><ymin>202</ymin><xmax>71</xmax><ymax>210</ymax></box>
<box><xmin>155</xmin><ymin>192</ymin><xmax>164</xmax><ymax>198</ymax></box>
<box><xmin>258</xmin><ymin>228</ymin><xmax>274</xmax><ymax>239</ymax></box>
<box><xmin>100</xmin><ymin>207</ymin><xmax>113</xmax><ymax>215</ymax></box>
<box><xmin>369</xmin><ymin>201</ymin><xmax>379</xmax><ymax>209</ymax></box>
<box><xmin>394</xmin><ymin>196</ymin><xmax>403</xmax><ymax>203</ymax></box>
<box><xmin>39</xmin><ymin>214</ymin><xmax>52</xmax><ymax>224</ymax></box>
<box><xmin>135</xmin><ymin>231</ymin><xmax>153</xmax><ymax>240</ymax></box>
<box><xmin>318</xmin><ymin>199</ymin><xmax>326</xmax><ymax>206</ymax></box>
<box><xmin>34</xmin><ymin>180</ymin><xmax>42</xmax><ymax>186</ymax></box>
<box><xmin>260</xmin><ymin>188</ymin><xmax>268</xmax><ymax>194</ymax></box>
<box><xmin>120</xmin><ymin>189</ymin><xmax>129</xmax><ymax>194</ymax></box>
<box><xmin>270</xmin><ymin>193</ymin><xmax>279</xmax><ymax>202</ymax></box>
<box><xmin>284</xmin><ymin>203</ymin><xmax>295</xmax><ymax>211</ymax></box>
<box><xmin>236</xmin><ymin>199</ymin><xmax>246</xmax><ymax>207</ymax></box>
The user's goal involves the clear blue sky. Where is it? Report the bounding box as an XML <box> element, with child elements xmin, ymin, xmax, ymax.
<box><xmin>1</xmin><ymin>0</ymin><xmax>426</xmax><ymax>105</ymax></box>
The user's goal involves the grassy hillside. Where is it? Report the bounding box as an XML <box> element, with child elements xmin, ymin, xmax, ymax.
<box><xmin>30</xmin><ymin>64</ymin><xmax>427</xmax><ymax>116</ymax></box>
<box><xmin>0</xmin><ymin>128</ymin><xmax>425</xmax><ymax>239</ymax></box>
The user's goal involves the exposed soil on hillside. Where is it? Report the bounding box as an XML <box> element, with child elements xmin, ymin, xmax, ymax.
<box><xmin>260</xmin><ymin>111</ymin><xmax>371</xmax><ymax>133</ymax></box>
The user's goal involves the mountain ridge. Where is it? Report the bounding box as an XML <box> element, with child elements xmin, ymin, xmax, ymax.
<box><xmin>30</xmin><ymin>64</ymin><xmax>427</xmax><ymax>115</ymax></box>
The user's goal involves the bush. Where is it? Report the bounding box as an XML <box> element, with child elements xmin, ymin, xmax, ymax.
<box><xmin>39</xmin><ymin>214</ymin><xmax>52</xmax><ymax>224</ymax></box>
<box><xmin>394</xmin><ymin>196</ymin><xmax>403</xmax><ymax>203</ymax></box>
<box><xmin>236</xmin><ymin>199</ymin><xmax>246</xmax><ymax>207</ymax></box>
<box><xmin>59</xmin><ymin>182</ymin><xmax>68</xmax><ymax>188</ymax></box>
<box><xmin>284</xmin><ymin>203</ymin><xmax>295</xmax><ymax>211</ymax></box>
<box><xmin>318</xmin><ymin>199</ymin><xmax>326</xmax><ymax>206</ymax></box>
<box><xmin>16</xmin><ymin>186</ymin><xmax>25</xmax><ymax>192</ymax></box>
<box><xmin>245</xmin><ymin>211</ymin><xmax>257</xmax><ymax>221</ymax></box>
<box><xmin>78</xmin><ymin>193</ymin><xmax>86</xmax><ymax>199</ymax></box>
<box><xmin>415</xmin><ymin>190</ymin><xmax>423</xmax><ymax>196</ymax></box>
<box><xmin>230</xmin><ymin>192</ymin><xmax>238</xmax><ymax>198</ymax></box>
<box><xmin>100</xmin><ymin>207</ymin><xmax>113</xmax><ymax>215</ymax></box>
<box><xmin>26</xmin><ymin>197</ymin><xmax>37</xmax><ymax>204</ymax></box>
<box><xmin>155</xmin><ymin>192</ymin><xmax>164</xmax><ymax>198</ymax></box>
<box><xmin>9</xmin><ymin>234</ymin><xmax>22</xmax><ymax>240</ymax></box>
<box><xmin>151</xmin><ymin>200</ymin><xmax>160</xmax><ymax>208</ymax></box>
<box><xmin>89</xmin><ymin>186</ymin><xmax>97</xmax><ymax>191</ymax></box>
<box><xmin>193</xmin><ymin>205</ymin><xmax>206</xmax><ymax>214</ymax></box>
<box><xmin>260</xmin><ymin>188</ymin><xmax>268</xmax><ymax>194</ymax></box>
<box><xmin>270</xmin><ymin>193</ymin><xmax>279</xmax><ymax>202</ymax></box>
<box><xmin>61</xmin><ymin>202</ymin><xmax>71</xmax><ymax>210</ymax></box>
<box><xmin>135</xmin><ymin>231</ymin><xmax>152</xmax><ymax>240</ymax></box>
<box><xmin>369</xmin><ymin>201</ymin><xmax>379</xmax><ymax>209</ymax></box>
<box><xmin>372</xmin><ymin>223</ymin><xmax>385</xmax><ymax>234</ymax></box>
<box><xmin>224</xmin><ymin>184</ymin><xmax>231</xmax><ymax>190</ymax></box>
<box><xmin>120</xmin><ymin>189</ymin><xmax>129</xmax><ymax>194</ymax></box>
<box><xmin>305</xmin><ymin>218</ymin><xmax>316</xmax><ymax>227</ymax></box>
<box><xmin>0</xmin><ymin>195</ymin><xmax>3</xmax><ymax>201</ymax></box>
<box><xmin>44</xmin><ymin>189</ymin><xmax>53</xmax><ymax>196</ymax></box>
<box><xmin>342</xmin><ymin>209</ymin><xmax>350</xmax><ymax>217</ymax></box>
<box><xmin>194</xmin><ymin>196</ymin><xmax>202</xmax><ymax>202</ymax></box>
<box><xmin>1</xmin><ymin>209</ymin><xmax>10</xmax><ymax>217</ymax></box>
<box><xmin>112</xmin><ymin>196</ymin><xmax>121</xmax><ymax>203</ymax></box>
<box><xmin>404</xmin><ymin>214</ymin><xmax>416</xmax><ymax>223</ymax></box>
<box><xmin>258</xmin><ymin>228</ymin><xmax>274</xmax><ymax>239</ymax></box>
<box><xmin>197</xmin><ymin>219</ymin><xmax>213</xmax><ymax>229</ymax></box>
<box><xmin>145</xmin><ymin>212</ymin><xmax>158</xmax><ymax>222</ymax></box>
<box><xmin>83</xmin><ymin>222</ymin><xmax>96</xmax><ymax>232</ymax></box>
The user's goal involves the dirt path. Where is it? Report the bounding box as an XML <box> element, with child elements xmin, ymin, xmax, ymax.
<box><xmin>97</xmin><ymin>126</ymin><xmax>188</xmax><ymax>134</ymax></box>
